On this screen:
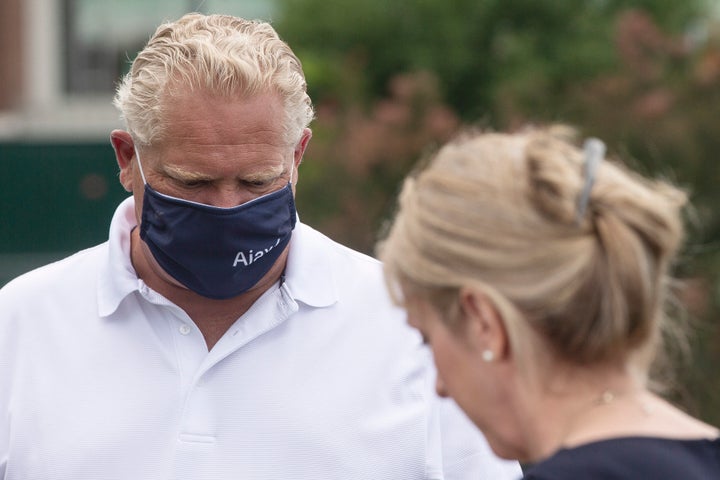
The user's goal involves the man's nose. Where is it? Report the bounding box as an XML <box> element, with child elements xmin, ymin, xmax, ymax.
<box><xmin>206</xmin><ymin>185</ymin><xmax>253</xmax><ymax>208</ymax></box>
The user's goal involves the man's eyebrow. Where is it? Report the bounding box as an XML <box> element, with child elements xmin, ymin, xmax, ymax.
<box><xmin>161</xmin><ymin>164</ymin><xmax>214</xmax><ymax>182</ymax></box>
<box><xmin>160</xmin><ymin>163</ymin><xmax>287</xmax><ymax>182</ymax></box>
<box><xmin>242</xmin><ymin>165</ymin><xmax>285</xmax><ymax>182</ymax></box>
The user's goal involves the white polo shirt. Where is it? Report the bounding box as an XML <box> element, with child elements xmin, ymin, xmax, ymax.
<box><xmin>0</xmin><ymin>197</ymin><xmax>520</xmax><ymax>480</ymax></box>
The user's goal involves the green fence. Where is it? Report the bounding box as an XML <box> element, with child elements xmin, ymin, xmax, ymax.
<box><xmin>1</xmin><ymin>142</ymin><xmax>129</xmax><ymax>286</ymax></box>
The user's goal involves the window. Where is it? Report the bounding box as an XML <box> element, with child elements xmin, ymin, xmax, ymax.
<box><xmin>62</xmin><ymin>0</ymin><xmax>275</xmax><ymax>95</ymax></box>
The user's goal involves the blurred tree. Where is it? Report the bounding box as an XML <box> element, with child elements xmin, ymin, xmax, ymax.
<box><xmin>276</xmin><ymin>0</ymin><xmax>702</xmax><ymax>121</ymax></box>
<box><xmin>298</xmin><ymin>70</ymin><xmax>460</xmax><ymax>249</ymax></box>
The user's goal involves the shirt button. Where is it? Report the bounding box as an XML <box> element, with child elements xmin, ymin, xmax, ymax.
<box><xmin>179</xmin><ymin>324</ymin><xmax>191</xmax><ymax>335</ymax></box>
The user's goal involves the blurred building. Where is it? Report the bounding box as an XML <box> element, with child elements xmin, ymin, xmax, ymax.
<box><xmin>0</xmin><ymin>0</ymin><xmax>273</xmax><ymax>285</ymax></box>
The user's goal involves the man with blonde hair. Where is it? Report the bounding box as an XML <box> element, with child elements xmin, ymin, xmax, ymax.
<box><xmin>0</xmin><ymin>13</ymin><xmax>520</xmax><ymax>479</ymax></box>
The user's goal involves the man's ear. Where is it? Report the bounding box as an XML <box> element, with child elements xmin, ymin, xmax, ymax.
<box><xmin>293</xmin><ymin>128</ymin><xmax>312</xmax><ymax>168</ymax></box>
<box><xmin>110</xmin><ymin>130</ymin><xmax>136</xmax><ymax>192</ymax></box>
<box><xmin>459</xmin><ymin>287</ymin><xmax>510</xmax><ymax>361</ymax></box>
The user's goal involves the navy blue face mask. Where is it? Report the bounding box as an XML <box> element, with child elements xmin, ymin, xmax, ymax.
<box><xmin>134</xmin><ymin>146</ymin><xmax>296</xmax><ymax>300</ymax></box>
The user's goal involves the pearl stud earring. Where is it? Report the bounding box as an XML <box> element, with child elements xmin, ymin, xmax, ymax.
<box><xmin>481</xmin><ymin>350</ymin><xmax>495</xmax><ymax>362</ymax></box>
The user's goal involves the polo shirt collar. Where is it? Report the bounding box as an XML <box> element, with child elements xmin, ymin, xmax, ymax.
<box><xmin>283</xmin><ymin>222</ymin><xmax>339</xmax><ymax>308</ymax></box>
<box><xmin>97</xmin><ymin>196</ymin><xmax>143</xmax><ymax>317</ymax></box>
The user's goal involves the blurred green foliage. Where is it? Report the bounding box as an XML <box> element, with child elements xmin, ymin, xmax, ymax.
<box><xmin>275</xmin><ymin>0</ymin><xmax>720</xmax><ymax>425</ymax></box>
<box><xmin>277</xmin><ymin>0</ymin><xmax>701</xmax><ymax>119</ymax></box>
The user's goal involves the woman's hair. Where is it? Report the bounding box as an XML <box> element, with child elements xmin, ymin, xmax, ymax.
<box><xmin>114</xmin><ymin>13</ymin><xmax>314</xmax><ymax>146</ymax></box>
<box><xmin>378</xmin><ymin>126</ymin><xmax>688</xmax><ymax>377</ymax></box>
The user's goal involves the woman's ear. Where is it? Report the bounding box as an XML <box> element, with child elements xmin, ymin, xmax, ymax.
<box><xmin>459</xmin><ymin>287</ymin><xmax>510</xmax><ymax>362</ymax></box>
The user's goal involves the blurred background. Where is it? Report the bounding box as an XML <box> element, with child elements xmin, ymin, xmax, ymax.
<box><xmin>1</xmin><ymin>0</ymin><xmax>718</xmax><ymax>424</ymax></box>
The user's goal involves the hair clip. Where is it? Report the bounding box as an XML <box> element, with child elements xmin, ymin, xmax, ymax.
<box><xmin>576</xmin><ymin>138</ymin><xmax>605</xmax><ymax>224</ymax></box>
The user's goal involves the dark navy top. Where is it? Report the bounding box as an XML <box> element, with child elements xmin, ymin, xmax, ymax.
<box><xmin>523</xmin><ymin>436</ymin><xmax>720</xmax><ymax>479</ymax></box>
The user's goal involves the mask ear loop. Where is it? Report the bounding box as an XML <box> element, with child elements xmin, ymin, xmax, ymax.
<box><xmin>288</xmin><ymin>156</ymin><xmax>295</xmax><ymax>185</ymax></box>
<box><xmin>576</xmin><ymin>138</ymin><xmax>605</xmax><ymax>224</ymax></box>
<box><xmin>280</xmin><ymin>155</ymin><xmax>297</xmax><ymax>287</ymax></box>
<box><xmin>133</xmin><ymin>144</ymin><xmax>149</xmax><ymax>185</ymax></box>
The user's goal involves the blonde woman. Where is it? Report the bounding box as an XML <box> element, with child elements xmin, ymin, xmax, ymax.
<box><xmin>378</xmin><ymin>126</ymin><xmax>720</xmax><ymax>478</ymax></box>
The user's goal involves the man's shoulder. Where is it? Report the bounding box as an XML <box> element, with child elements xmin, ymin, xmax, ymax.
<box><xmin>294</xmin><ymin>222</ymin><xmax>388</xmax><ymax>289</ymax></box>
<box><xmin>0</xmin><ymin>243</ymin><xmax>108</xmax><ymax>303</ymax></box>
<box><xmin>296</xmin><ymin>222</ymin><xmax>381</xmax><ymax>269</ymax></box>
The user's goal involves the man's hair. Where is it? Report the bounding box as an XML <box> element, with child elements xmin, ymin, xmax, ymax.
<box><xmin>114</xmin><ymin>13</ymin><xmax>314</xmax><ymax>146</ymax></box>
